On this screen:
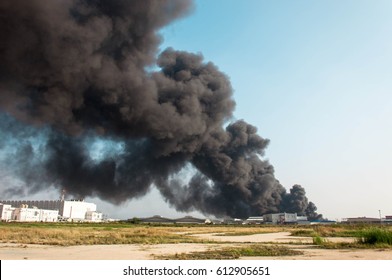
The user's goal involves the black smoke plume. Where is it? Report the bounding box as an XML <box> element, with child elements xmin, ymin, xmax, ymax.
<box><xmin>0</xmin><ymin>0</ymin><xmax>321</xmax><ymax>219</ymax></box>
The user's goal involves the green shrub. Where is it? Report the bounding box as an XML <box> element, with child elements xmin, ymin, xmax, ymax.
<box><xmin>359</xmin><ymin>228</ymin><xmax>392</xmax><ymax>245</ymax></box>
<box><xmin>312</xmin><ymin>235</ymin><xmax>325</xmax><ymax>245</ymax></box>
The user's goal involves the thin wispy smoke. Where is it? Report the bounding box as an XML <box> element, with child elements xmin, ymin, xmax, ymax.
<box><xmin>0</xmin><ymin>0</ymin><xmax>321</xmax><ymax>219</ymax></box>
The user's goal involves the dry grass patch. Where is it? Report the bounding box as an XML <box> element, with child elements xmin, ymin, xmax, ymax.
<box><xmin>290</xmin><ymin>225</ymin><xmax>392</xmax><ymax>238</ymax></box>
<box><xmin>177</xmin><ymin>225</ymin><xmax>285</xmax><ymax>236</ymax></box>
<box><xmin>0</xmin><ymin>223</ymin><xmax>282</xmax><ymax>245</ymax></box>
<box><xmin>158</xmin><ymin>244</ymin><xmax>302</xmax><ymax>260</ymax></box>
<box><xmin>0</xmin><ymin>223</ymin><xmax>210</xmax><ymax>245</ymax></box>
<box><xmin>4</xmin><ymin>223</ymin><xmax>390</xmax><ymax>247</ymax></box>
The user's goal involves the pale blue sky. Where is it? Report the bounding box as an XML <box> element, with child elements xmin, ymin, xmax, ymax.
<box><xmin>153</xmin><ymin>0</ymin><xmax>392</xmax><ymax>220</ymax></box>
<box><xmin>13</xmin><ymin>0</ymin><xmax>392</xmax><ymax>220</ymax></box>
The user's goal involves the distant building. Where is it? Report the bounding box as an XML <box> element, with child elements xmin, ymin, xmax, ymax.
<box><xmin>139</xmin><ymin>215</ymin><xmax>174</xmax><ymax>224</ymax></box>
<box><xmin>174</xmin><ymin>216</ymin><xmax>206</xmax><ymax>224</ymax></box>
<box><xmin>85</xmin><ymin>210</ymin><xmax>103</xmax><ymax>222</ymax></box>
<box><xmin>310</xmin><ymin>220</ymin><xmax>337</xmax><ymax>225</ymax></box>
<box><xmin>139</xmin><ymin>215</ymin><xmax>210</xmax><ymax>224</ymax></box>
<box><xmin>244</xmin><ymin>216</ymin><xmax>264</xmax><ymax>224</ymax></box>
<box><xmin>60</xmin><ymin>200</ymin><xmax>97</xmax><ymax>220</ymax></box>
<box><xmin>297</xmin><ymin>216</ymin><xmax>308</xmax><ymax>221</ymax></box>
<box><xmin>342</xmin><ymin>217</ymin><xmax>381</xmax><ymax>224</ymax></box>
<box><xmin>263</xmin><ymin>213</ymin><xmax>297</xmax><ymax>224</ymax></box>
<box><xmin>223</xmin><ymin>218</ymin><xmax>244</xmax><ymax>225</ymax></box>
<box><xmin>0</xmin><ymin>204</ymin><xmax>13</xmax><ymax>221</ymax></box>
<box><xmin>382</xmin><ymin>216</ymin><xmax>392</xmax><ymax>224</ymax></box>
<box><xmin>12</xmin><ymin>205</ymin><xmax>58</xmax><ymax>222</ymax></box>
<box><xmin>0</xmin><ymin>203</ymin><xmax>58</xmax><ymax>222</ymax></box>
<box><xmin>296</xmin><ymin>215</ymin><xmax>310</xmax><ymax>225</ymax></box>
<box><xmin>384</xmin><ymin>215</ymin><xmax>392</xmax><ymax>224</ymax></box>
<box><xmin>0</xmin><ymin>199</ymin><xmax>102</xmax><ymax>222</ymax></box>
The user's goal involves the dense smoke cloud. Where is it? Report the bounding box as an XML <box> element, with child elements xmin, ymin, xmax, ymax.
<box><xmin>0</xmin><ymin>0</ymin><xmax>321</xmax><ymax>219</ymax></box>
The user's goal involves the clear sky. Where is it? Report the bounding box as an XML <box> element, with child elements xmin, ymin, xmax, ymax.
<box><xmin>10</xmin><ymin>0</ymin><xmax>392</xmax><ymax>221</ymax></box>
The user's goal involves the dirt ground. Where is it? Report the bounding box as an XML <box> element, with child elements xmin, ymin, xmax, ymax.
<box><xmin>1</xmin><ymin>232</ymin><xmax>391</xmax><ymax>260</ymax></box>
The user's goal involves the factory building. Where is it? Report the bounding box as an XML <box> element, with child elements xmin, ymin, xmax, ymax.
<box><xmin>296</xmin><ymin>215</ymin><xmax>310</xmax><ymax>225</ymax></box>
<box><xmin>0</xmin><ymin>199</ymin><xmax>102</xmax><ymax>222</ymax></box>
<box><xmin>85</xmin><ymin>210</ymin><xmax>103</xmax><ymax>222</ymax></box>
<box><xmin>243</xmin><ymin>216</ymin><xmax>264</xmax><ymax>224</ymax></box>
<box><xmin>60</xmin><ymin>200</ymin><xmax>97</xmax><ymax>220</ymax></box>
<box><xmin>0</xmin><ymin>200</ymin><xmax>62</xmax><ymax>212</ymax></box>
<box><xmin>139</xmin><ymin>215</ymin><xmax>210</xmax><ymax>224</ymax></box>
<box><xmin>12</xmin><ymin>205</ymin><xmax>59</xmax><ymax>222</ymax></box>
<box><xmin>140</xmin><ymin>215</ymin><xmax>173</xmax><ymax>223</ymax></box>
<box><xmin>0</xmin><ymin>203</ymin><xmax>13</xmax><ymax>221</ymax></box>
<box><xmin>384</xmin><ymin>215</ymin><xmax>392</xmax><ymax>224</ymax></box>
<box><xmin>0</xmin><ymin>203</ymin><xmax>58</xmax><ymax>222</ymax></box>
<box><xmin>341</xmin><ymin>217</ymin><xmax>381</xmax><ymax>224</ymax></box>
<box><xmin>174</xmin><ymin>216</ymin><xmax>207</xmax><ymax>224</ymax></box>
<box><xmin>263</xmin><ymin>213</ymin><xmax>297</xmax><ymax>224</ymax></box>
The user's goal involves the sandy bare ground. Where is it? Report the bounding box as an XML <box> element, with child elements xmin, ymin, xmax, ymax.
<box><xmin>244</xmin><ymin>246</ymin><xmax>392</xmax><ymax>260</ymax></box>
<box><xmin>0</xmin><ymin>243</ymin><xmax>216</xmax><ymax>260</ymax></box>
<box><xmin>192</xmin><ymin>231</ymin><xmax>357</xmax><ymax>244</ymax></box>
<box><xmin>1</xmin><ymin>232</ymin><xmax>391</xmax><ymax>260</ymax></box>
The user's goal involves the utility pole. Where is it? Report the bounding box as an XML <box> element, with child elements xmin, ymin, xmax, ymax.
<box><xmin>379</xmin><ymin>210</ymin><xmax>382</xmax><ymax>224</ymax></box>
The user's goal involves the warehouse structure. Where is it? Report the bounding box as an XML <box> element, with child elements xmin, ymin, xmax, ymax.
<box><xmin>174</xmin><ymin>216</ymin><xmax>208</xmax><ymax>224</ymax></box>
<box><xmin>139</xmin><ymin>215</ymin><xmax>210</xmax><ymax>224</ymax></box>
<box><xmin>263</xmin><ymin>213</ymin><xmax>298</xmax><ymax>224</ymax></box>
<box><xmin>384</xmin><ymin>216</ymin><xmax>392</xmax><ymax>224</ymax></box>
<box><xmin>138</xmin><ymin>213</ymin><xmax>308</xmax><ymax>225</ymax></box>
<box><xmin>243</xmin><ymin>216</ymin><xmax>264</xmax><ymax>224</ymax></box>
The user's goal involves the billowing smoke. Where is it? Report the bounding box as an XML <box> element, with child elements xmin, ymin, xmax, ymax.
<box><xmin>0</xmin><ymin>0</ymin><xmax>321</xmax><ymax>219</ymax></box>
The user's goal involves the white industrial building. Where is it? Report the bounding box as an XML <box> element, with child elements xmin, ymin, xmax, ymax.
<box><xmin>0</xmin><ymin>199</ymin><xmax>103</xmax><ymax>222</ymax></box>
<box><xmin>296</xmin><ymin>215</ymin><xmax>310</xmax><ymax>224</ymax></box>
<box><xmin>60</xmin><ymin>200</ymin><xmax>97</xmax><ymax>220</ymax></box>
<box><xmin>12</xmin><ymin>205</ymin><xmax>59</xmax><ymax>222</ymax></box>
<box><xmin>85</xmin><ymin>210</ymin><xmax>103</xmax><ymax>222</ymax></box>
<box><xmin>243</xmin><ymin>216</ymin><xmax>264</xmax><ymax>224</ymax></box>
<box><xmin>0</xmin><ymin>203</ymin><xmax>13</xmax><ymax>221</ymax></box>
<box><xmin>0</xmin><ymin>203</ymin><xmax>59</xmax><ymax>222</ymax></box>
